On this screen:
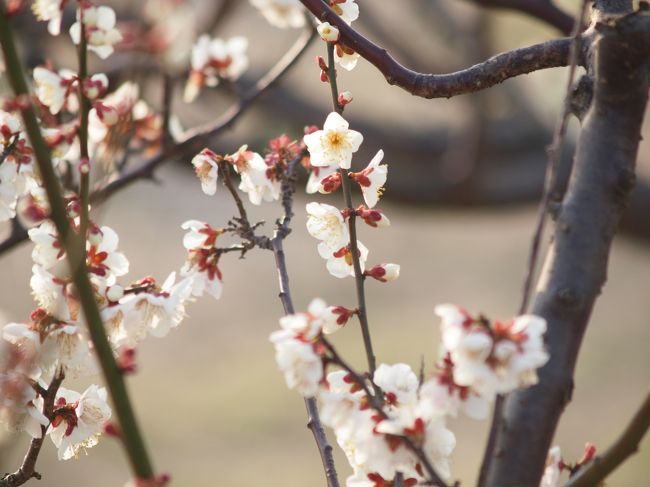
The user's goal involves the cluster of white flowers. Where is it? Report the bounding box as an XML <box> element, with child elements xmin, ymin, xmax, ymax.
<box><xmin>184</xmin><ymin>35</ymin><xmax>249</xmax><ymax>103</ymax></box>
<box><xmin>303</xmin><ymin>112</ymin><xmax>397</xmax><ymax>280</ymax></box>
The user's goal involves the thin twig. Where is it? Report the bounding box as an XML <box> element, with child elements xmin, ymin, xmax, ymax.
<box><xmin>300</xmin><ymin>0</ymin><xmax>578</xmax><ymax>99</ymax></box>
<box><xmin>270</xmin><ymin>155</ymin><xmax>340</xmax><ymax>487</ymax></box>
<box><xmin>477</xmin><ymin>5</ymin><xmax>590</xmax><ymax>486</ymax></box>
<box><xmin>325</xmin><ymin>41</ymin><xmax>378</xmax><ymax>379</ymax></box>
<box><xmin>0</xmin><ymin>371</ymin><xmax>65</xmax><ymax>487</ymax></box>
<box><xmin>562</xmin><ymin>390</ymin><xmax>650</xmax><ymax>487</ymax></box>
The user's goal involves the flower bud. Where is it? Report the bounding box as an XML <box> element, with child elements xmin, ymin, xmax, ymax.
<box><xmin>317</xmin><ymin>22</ymin><xmax>340</xmax><ymax>42</ymax></box>
<box><xmin>338</xmin><ymin>91</ymin><xmax>353</xmax><ymax>107</ymax></box>
<box><xmin>365</xmin><ymin>263</ymin><xmax>400</xmax><ymax>282</ymax></box>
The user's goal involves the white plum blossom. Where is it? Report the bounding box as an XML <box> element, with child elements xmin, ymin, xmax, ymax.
<box><xmin>307</xmin><ymin>163</ymin><xmax>338</xmax><ymax>194</ymax></box>
<box><xmin>70</xmin><ymin>5</ymin><xmax>123</xmax><ymax>59</ymax></box>
<box><xmin>112</xmin><ymin>273</ymin><xmax>194</xmax><ymax>346</ymax></box>
<box><xmin>0</xmin><ymin>159</ymin><xmax>21</xmax><ymax>222</ymax></box>
<box><xmin>303</xmin><ymin>112</ymin><xmax>363</xmax><ymax>169</ymax></box>
<box><xmin>49</xmin><ymin>384</ymin><xmax>112</xmax><ymax>460</ymax></box>
<box><xmin>250</xmin><ymin>0</ymin><xmax>306</xmax><ymax>28</ymax></box>
<box><xmin>317</xmin><ymin>22</ymin><xmax>340</xmax><ymax>42</ymax></box>
<box><xmin>33</xmin><ymin>67</ymin><xmax>77</xmax><ymax>115</ymax></box>
<box><xmin>184</xmin><ymin>35</ymin><xmax>249</xmax><ymax>102</ymax></box>
<box><xmin>306</xmin><ymin>202</ymin><xmax>349</xmax><ymax>254</ymax></box>
<box><xmin>320</xmin><ymin>240</ymin><xmax>368</xmax><ymax>279</ymax></box>
<box><xmin>191</xmin><ymin>148</ymin><xmax>221</xmax><ymax>195</ymax></box>
<box><xmin>270</xmin><ymin>333</ymin><xmax>323</xmax><ymax>397</ymax></box>
<box><xmin>86</xmin><ymin>226</ymin><xmax>130</xmax><ymax>287</ymax></box>
<box><xmin>330</xmin><ymin>0</ymin><xmax>359</xmax><ymax>24</ymax></box>
<box><xmin>32</xmin><ymin>0</ymin><xmax>64</xmax><ymax>35</ymax></box>
<box><xmin>351</xmin><ymin>150</ymin><xmax>388</xmax><ymax>208</ymax></box>
<box><xmin>335</xmin><ymin>45</ymin><xmax>361</xmax><ymax>71</ymax></box>
<box><xmin>180</xmin><ymin>221</ymin><xmax>224</xmax><ymax>299</ymax></box>
<box><xmin>540</xmin><ymin>446</ymin><xmax>563</xmax><ymax>487</ymax></box>
<box><xmin>28</xmin><ymin>220</ymin><xmax>64</xmax><ymax>272</ymax></box>
<box><xmin>374</xmin><ymin>363</ymin><xmax>419</xmax><ymax>406</ymax></box>
<box><xmin>230</xmin><ymin>145</ymin><xmax>281</xmax><ymax>205</ymax></box>
<box><xmin>434</xmin><ymin>305</ymin><xmax>550</xmax><ymax>400</ymax></box>
<box><xmin>30</xmin><ymin>265</ymin><xmax>74</xmax><ymax>320</ymax></box>
<box><xmin>356</xmin><ymin>207</ymin><xmax>390</xmax><ymax>228</ymax></box>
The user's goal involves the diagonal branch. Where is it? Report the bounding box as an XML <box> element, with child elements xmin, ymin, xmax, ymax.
<box><xmin>562</xmin><ymin>390</ymin><xmax>650</xmax><ymax>487</ymax></box>
<box><xmin>299</xmin><ymin>0</ymin><xmax>578</xmax><ymax>99</ymax></box>
<box><xmin>465</xmin><ymin>0</ymin><xmax>575</xmax><ymax>34</ymax></box>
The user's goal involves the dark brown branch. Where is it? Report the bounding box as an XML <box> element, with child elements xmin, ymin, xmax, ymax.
<box><xmin>299</xmin><ymin>0</ymin><xmax>576</xmax><ymax>99</ymax></box>
<box><xmin>466</xmin><ymin>0</ymin><xmax>575</xmax><ymax>34</ymax></box>
<box><xmin>0</xmin><ymin>371</ymin><xmax>64</xmax><ymax>487</ymax></box>
<box><xmin>484</xmin><ymin>9</ymin><xmax>650</xmax><ymax>486</ymax></box>
<box><xmin>562</xmin><ymin>390</ymin><xmax>650</xmax><ymax>487</ymax></box>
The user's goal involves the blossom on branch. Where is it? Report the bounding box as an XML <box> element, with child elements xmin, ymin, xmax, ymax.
<box><xmin>229</xmin><ymin>145</ymin><xmax>281</xmax><ymax>205</ymax></box>
<box><xmin>31</xmin><ymin>0</ymin><xmax>65</xmax><ymax>35</ymax></box>
<box><xmin>321</xmin><ymin>241</ymin><xmax>368</xmax><ymax>279</ymax></box>
<box><xmin>350</xmin><ymin>150</ymin><xmax>388</xmax><ymax>208</ymax></box>
<box><xmin>33</xmin><ymin>67</ymin><xmax>78</xmax><ymax>115</ymax></box>
<box><xmin>329</xmin><ymin>0</ymin><xmax>359</xmax><ymax>25</ymax></box>
<box><xmin>306</xmin><ymin>202</ymin><xmax>349</xmax><ymax>254</ymax></box>
<box><xmin>180</xmin><ymin>220</ymin><xmax>224</xmax><ymax>299</ymax></box>
<box><xmin>303</xmin><ymin>112</ymin><xmax>363</xmax><ymax>169</ymax></box>
<box><xmin>191</xmin><ymin>148</ymin><xmax>221</xmax><ymax>196</ymax></box>
<box><xmin>49</xmin><ymin>384</ymin><xmax>112</xmax><ymax>460</ymax></box>
<box><xmin>250</xmin><ymin>0</ymin><xmax>306</xmax><ymax>29</ymax></box>
<box><xmin>184</xmin><ymin>35</ymin><xmax>249</xmax><ymax>103</ymax></box>
<box><xmin>70</xmin><ymin>5</ymin><xmax>123</xmax><ymax>59</ymax></box>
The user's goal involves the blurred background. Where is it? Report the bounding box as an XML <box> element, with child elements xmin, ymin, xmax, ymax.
<box><xmin>1</xmin><ymin>0</ymin><xmax>649</xmax><ymax>485</ymax></box>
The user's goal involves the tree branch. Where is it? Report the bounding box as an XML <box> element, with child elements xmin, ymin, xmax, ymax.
<box><xmin>299</xmin><ymin>0</ymin><xmax>577</xmax><ymax>99</ymax></box>
<box><xmin>0</xmin><ymin>371</ymin><xmax>64</xmax><ymax>487</ymax></box>
<box><xmin>562</xmin><ymin>390</ymin><xmax>650</xmax><ymax>487</ymax></box>
<box><xmin>484</xmin><ymin>9</ymin><xmax>650</xmax><ymax>486</ymax></box>
<box><xmin>465</xmin><ymin>0</ymin><xmax>575</xmax><ymax>34</ymax></box>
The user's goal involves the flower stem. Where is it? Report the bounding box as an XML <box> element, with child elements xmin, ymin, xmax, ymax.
<box><xmin>326</xmin><ymin>40</ymin><xmax>377</xmax><ymax>378</ymax></box>
<box><xmin>77</xmin><ymin>3</ymin><xmax>91</xmax><ymax>245</ymax></box>
<box><xmin>0</xmin><ymin>3</ymin><xmax>154</xmax><ymax>480</ymax></box>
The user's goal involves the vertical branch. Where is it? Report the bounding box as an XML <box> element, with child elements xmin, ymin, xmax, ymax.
<box><xmin>271</xmin><ymin>159</ymin><xmax>340</xmax><ymax>487</ymax></box>
<box><xmin>326</xmin><ymin>41</ymin><xmax>378</xmax><ymax>378</ymax></box>
<box><xmin>0</xmin><ymin>3</ymin><xmax>155</xmax><ymax>480</ymax></box>
<box><xmin>484</xmin><ymin>8</ymin><xmax>650</xmax><ymax>486</ymax></box>
<box><xmin>76</xmin><ymin>3</ymin><xmax>91</xmax><ymax>243</ymax></box>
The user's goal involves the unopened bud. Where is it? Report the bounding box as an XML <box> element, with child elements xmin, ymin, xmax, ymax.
<box><xmin>338</xmin><ymin>91</ymin><xmax>353</xmax><ymax>107</ymax></box>
<box><xmin>357</xmin><ymin>206</ymin><xmax>390</xmax><ymax>228</ymax></box>
<box><xmin>365</xmin><ymin>263</ymin><xmax>400</xmax><ymax>282</ymax></box>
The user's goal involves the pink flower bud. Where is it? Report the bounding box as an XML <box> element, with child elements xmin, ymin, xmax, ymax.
<box><xmin>338</xmin><ymin>91</ymin><xmax>353</xmax><ymax>106</ymax></box>
<box><xmin>365</xmin><ymin>263</ymin><xmax>400</xmax><ymax>282</ymax></box>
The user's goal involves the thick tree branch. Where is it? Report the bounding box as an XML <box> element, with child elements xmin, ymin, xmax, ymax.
<box><xmin>466</xmin><ymin>0</ymin><xmax>575</xmax><ymax>34</ymax></box>
<box><xmin>484</xmin><ymin>9</ymin><xmax>650</xmax><ymax>486</ymax></box>
<box><xmin>562</xmin><ymin>390</ymin><xmax>650</xmax><ymax>487</ymax></box>
<box><xmin>300</xmin><ymin>0</ymin><xmax>577</xmax><ymax>99</ymax></box>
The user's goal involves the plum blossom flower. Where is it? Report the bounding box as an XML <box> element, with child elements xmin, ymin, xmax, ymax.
<box><xmin>321</xmin><ymin>241</ymin><xmax>368</xmax><ymax>279</ymax></box>
<box><xmin>229</xmin><ymin>145</ymin><xmax>281</xmax><ymax>205</ymax></box>
<box><xmin>32</xmin><ymin>0</ymin><xmax>65</xmax><ymax>35</ymax></box>
<box><xmin>307</xmin><ymin>164</ymin><xmax>338</xmax><ymax>194</ymax></box>
<box><xmin>191</xmin><ymin>148</ymin><xmax>221</xmax><ymax>195</ymax></box>
<box><xmin>335</xmin><ymin>43</ymin><xmax>361</xmax><ymax>71</ymax></box>
<box><xmin>28</xmin><ymin>220</ymin><xmax>64</xmax><ymax>272</ymax></box>
<box><xmin>317</xmin><ymin>22</ymin><xmax>340</xmax><ymax>42</ymax></box>
<box><xmin>250</xmin><ymin>0</ymin><xmax>306</xmax><ymax>28</ymax></box>
<box><xmin>33</xmin><ymin>67</ymin><xmax>77</xmax><ymax>115</ymax></box>
<box><xmin>109</xmin><ymin>274</ymin><xmax>193</xmax><ymax>346</ymax></box>
<box><xmin>356</xmin><ymin>207</ymin><xmax>390</xmax><ymax>228</ymax></box>
<box><xmin>350</xmin><ymin>150</ymin><xmax>388</xmax><ymax>208</ymax></box>
<box><xmin>374</xmin><ymin>363</ymin><xmax>419</xmax><ymax>406</ymax></box>
<box><xmin>86</xmin><ymin>226</ymin><xmax>130</xmax><ymax>286</ymax></box>
<box><xmin>321</xmin><ymin>305</ymin><xmax>356</xmax><ymax>334</ymax></box>
<box><xmin>270</xmin><ymin>334</ymin><xmax>323</xmax><ymax>397</ymax></box>
<box><xmin>540</xmin><ymin>446</ymin><xmax>564</xmax><ymax>487</ymax></box>
<box><xmin>365</xmin><ymin>264</ymin><xmax>400</xmax><ymax>283</ymax></box>
<box><xmin>330</xmin><ymin>0</ymin><xmax>359</xmax><ymax>24</ymax></box>
<box><xmin>70</xmin><ymin>5</ymin><xmax>123</xmax><ymax>59</ymax></box>
<box><xmin>434</xmin><ymin>305</ymin><xmax>549</xmax><ymax>399</ymax></box>
<box><xmin>180</xmin><ymin>221</ymin><xmax>224</xmax><ymax>299</ymax></box>
<box><xmin>303</xmin><ymin>112</ymin><xmax>363</xmax><ymax>169</ymax></box>
<box><xmin>49</xmin><ymin>384</ymin><xmax>112</xmax><ymax>460</ymax></box>
<box><xmin>306</xmin><ymin>202</ymin><xmax>349</xmax><ymax>254</ymax></box>
<box><xmin>184</xmin><ymin>35</ymin><xmax>249</xmax><ymax>103</ymax></box>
